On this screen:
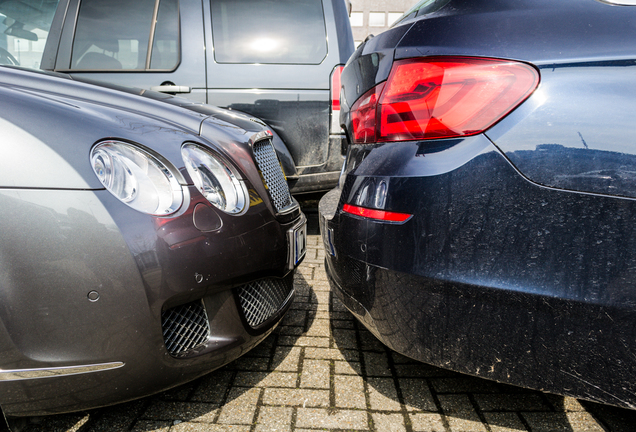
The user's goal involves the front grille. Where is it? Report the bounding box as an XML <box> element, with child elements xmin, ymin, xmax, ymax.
<box><xmin>236</xmin><ymin>276</ymin><xmax>294</xmax><ymax>328</ymax></box>
<box><xmin>253</xmin><ymin>139</ymin><xmax>293</xmax><ymax>212</ymax></box>
<box><xmin>162</xmin><ymin>300</ymin><xmax>210</xmax><ymax>356</ymax></box>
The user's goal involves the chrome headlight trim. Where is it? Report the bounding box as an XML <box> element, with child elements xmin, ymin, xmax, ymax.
<box><xmin>91</xmin><ymin>140</ymin><xmax>184</xmax><ymax>216</ymax></box>
<box><xmin>181</xmin><ymin>142</ymin><xmax>249</xmax><ymax>215</ymax></box>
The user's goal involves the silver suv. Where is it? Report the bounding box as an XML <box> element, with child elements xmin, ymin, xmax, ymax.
<box><xmin>0</xmin><ymin>0</ymin><xmax>354</xmax><ymax>193</ymax></box>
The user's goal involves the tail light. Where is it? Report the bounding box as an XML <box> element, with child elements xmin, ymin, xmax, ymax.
<box><xmin>330</xmin><ymin>65</ymin><xmax>344</xmax><ymax>134</ymax></box>
<box><xmin>343</xmin><ymin>203</ymin><xmax>412</xmax><ymax>223</ymax></box>
<box><xmin>351</xmin><ymin>57</ymin><xmax>539</xmax><ymax>143</ymax></box>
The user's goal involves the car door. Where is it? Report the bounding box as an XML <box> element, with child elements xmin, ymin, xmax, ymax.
<box><xmin>48</xmin><ymin>0</ymin><xmax>207</xmax><ymax>103</ymax></box>
<box><xmin>202</xmin><ymin>0</ymin><xmax>338</xmax><ymax>169</ymax></box>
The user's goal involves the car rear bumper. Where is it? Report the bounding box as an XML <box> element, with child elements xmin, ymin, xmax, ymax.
<box><xmin>319</xmin><ymin>138</ymin><xmax>636</xmax><ymax>409</ymax></box>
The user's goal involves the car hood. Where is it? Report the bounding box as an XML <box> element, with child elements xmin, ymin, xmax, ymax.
<box><xmin>0</xmin><ymin>66</ymin><xmax>267</xmax><ymax>189</ymax></box>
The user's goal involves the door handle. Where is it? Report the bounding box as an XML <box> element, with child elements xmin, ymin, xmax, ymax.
<box><xmin>150</xmin><ymin>85</ymin><xmax>191</xmax><ymax>94</ymax></box>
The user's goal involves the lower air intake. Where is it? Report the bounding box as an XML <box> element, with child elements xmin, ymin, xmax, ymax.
<box><xmin>162</xmin><ymin>300</ymin><xmax>210</xmax><ymax>356</ymax></box>
<box><xmin>236</xmin><ymin>276</ymin><xmax>294</xmax><ymax>328</ymax></box>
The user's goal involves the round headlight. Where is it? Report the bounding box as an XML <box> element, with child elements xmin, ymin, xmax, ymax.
<box><xmin>181</xmin><ymin>143</ymin><xmax>247</xmax><ymax>214</ymax></box>
<box><xmin>91</xmin><ymin>141</ymin><xmax>183</xmax><ymax>215</ymax></box>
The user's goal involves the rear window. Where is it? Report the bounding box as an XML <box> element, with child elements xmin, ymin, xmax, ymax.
<box><xmin>210</xmin><ymin>0</ymin><xmax>327</xmax><ymax>64</ymax></box>
<box><xmin>71</xmin><ymin>0</ymin><xmax>179</xmax><ymax>71</ymax></box>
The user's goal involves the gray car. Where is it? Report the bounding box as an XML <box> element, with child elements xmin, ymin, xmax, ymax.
<box><xmin>0</xmin><ymin>62</ymin><xmax>306</xmax><ymax>420</ymax></box>
<box><xmin>20</xmin><ymin>0</ymin><xmax>355</xmax><ymax>194</ymax></box>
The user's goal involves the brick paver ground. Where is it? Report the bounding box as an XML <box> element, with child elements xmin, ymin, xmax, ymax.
<box><xmin>8</xmin><ymin>232</ymin><xmax>636</xmax><ymax>431</ymax></box>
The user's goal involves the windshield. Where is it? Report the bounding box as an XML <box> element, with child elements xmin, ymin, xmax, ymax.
<box><xmin>0</xmin><ymin>0</ymin><xmax>60</xmax><ymax>69</ymax></box>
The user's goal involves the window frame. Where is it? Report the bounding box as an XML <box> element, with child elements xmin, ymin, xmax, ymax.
<box><xmin>60</xmin><ymin>0</ymin><xmax>182</xmax><ymax>72</ymax></box>
<box><xmin>209</xmin><ymin>0</ymin><xmax>328</xmax><ymax>66</ymax></box>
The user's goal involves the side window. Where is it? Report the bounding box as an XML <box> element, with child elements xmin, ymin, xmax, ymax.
<box><xmin>150</xmin><ymin>0</ymin><xmax>180</xmax><ymax>69</ymax></box>
<box><xmin>0</xmin><ymin>0</ymin><xmax>60</xmax><ymax>69</ymax></box>
<box><xmin>71</xmin><ymin>0</ymin><xmax>179</xmax><ymax>71</ymax></box>
<box><xmin>210</xmin><ymin>0</ymin><xmax>327</xmax><ymax>65</ymax></box>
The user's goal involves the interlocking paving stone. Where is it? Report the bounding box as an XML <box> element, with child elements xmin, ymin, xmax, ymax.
<box><xmin>14</xmin><ymin>232</ymin><xmax>635</xmax><ymax>432</ymax></box>
<box><xmin>332</xmin><ymin>328</ymin><xmax>358</xmax><ymax>349</ymax></box>
<box><xmin>279</xmin><ymin>335</ymin><xmax>330</xmax><ymax>347</ymax></box>
<box><xmin>362</xmin><ymin>351</ymin><xmax>392</xmax><ymax>377</ymax></box>
<box><xmin>305</xmin><ymin>347</ymin><xmax>360</xmax><ymax>361</ymax></box>
<box><xmin>522</xmin><ymin>412</ymin><xmax>605</xmax><ymax>432</ymax></box>
<box><xmin>394</xmin><ymin>363</ymin><xmax>454</xmax><ymax>378</ymax></box>
<box><xmin>544</xmin><ymin>395</ymin><xmax>587</xmax><ymax>412</ymax></box>
<box><xmin>335</xmin><ymin>375</ymin><xmax>367</xmax><ymax>409</ymax></box>
<box><xmin>171</xmin><ymin>423</ymin><xmax>250</xmax><ymax>432</ymax></box>
<box><xmin>474</xmin><ymin>393</ymin><xmax>552</xmax><ymax>412</ymax></box>
<box><xmin>446</xmin><ymin>416</ymin><xmax>489</xmax><ymax>432</ymax></box>
<box><xmin>431</xmin><ymin>376</ymin><xmax>503</xmax><ymax>394</ymax></box>
<box><xmin>482</xmin><ymin>412</ymin><xmax>528</xmax><ymax>432</ymax></box>
<box><xmin>140</xmin><ymin>402</ymin><xmax>218</xmax><ymax>422</ymax></box>
<box><xmin>229</xmin><ymin>356</ymin><xmax>269</xmax><ymax>372</ymax></box>
<box><xmin>301</xmin><ymin>359</ymin><xmax>331</xmax><ymax>389</ymax></box>
<box><xmin>262</xmin><ymin>389</ymin><xmax>330</xmax><ymax>408</ymax></box>
<box><xmin>371</xmin><ymin>413</ymin><xmax>406</xmax><ymax>432</ymax></box>
<box><xmin>216</xmin><ymin>387</ymin><xmax>260</xmax><ymax>425</ymax></box>
<box><xmin>399</xmin><ymin>378</ymin><xmax>437</xmax><ymax>412</ymax></box>
<box><xmin>281</xmin><ymin>309</ymin><xmax>306</xmax><ymax>326</ymax></box>
<box><xmin>271</xmin><ymin>346</ymin><xmax>301</xmax><ymax>372</ymax></box>
<box><xmin>367</xmin><ymin>378</ymin><xmax>402</xmax><ymax>411</ymax></box>
<box><xmin>409</xmin><ymin>413</ymin><xmax>447</xmax><ymax>431</ymax></box>
<box><xmin>331</xmin><ymin>319</ymin><xmax>356</xmax><ymax>329</ymax></box>
<box><xmin>438</xmin><ymin>394</ymin><xmax>479</xmax><ymax>415</ymax></box>
<box><xmin>233</xmin><ymin>371</ymin><xmax>298</xmax><ymax>388</ymax></box>
<box><xmin>254</xmin><ymin>406</ymin><xmax>293</xmax><ymax>432</ymax></box>
<box><xmin>305</xmin><ymin>318</ymin><xmax>331</xmax><ymax>337</ymax></box>
<box><xmin>335</xmin><ymin>360</ymin><xmax>362</xmax><ymax>375</ymax></box>
<box><xmin>190</xmin><ymin>371</ymin><xmax>234</xmax><ymax>404</ymax></box>
<box><xmin>295</xmin><ymin>408</ymin><xmax>368</xmax><ymax>430</ymax></box>
<box><xmin>130</xmin><ymin>420</ymin><xmax>171</xmax><ymax>432</ymax></box>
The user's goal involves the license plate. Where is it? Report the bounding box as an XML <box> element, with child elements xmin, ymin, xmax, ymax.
<box><xmin>288</xmin><ymin>216</ymin><xmax>307</xmax><ymax>269</ymax></box>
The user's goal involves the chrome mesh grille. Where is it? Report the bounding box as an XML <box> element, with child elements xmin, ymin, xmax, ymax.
<box><xmin>253</xmin><ymin>139</ymin><xmax>292</xmax><ymax>212</ymax></box>
<box><xmin>162</xmin><ymin>300</ymin><xmax>210</xmax><ymax>356</ymax></box>
<box><xmin>236</xmin><ymin>277</ymin><xmax>294</xmax><ymax>328</ymax></box>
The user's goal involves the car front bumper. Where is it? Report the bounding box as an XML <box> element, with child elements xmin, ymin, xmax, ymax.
<box><xmin>320</xmin><ymin>137</ymin><xmax>636</xmax><ymax>409</ymax></box>
<box><xmin>0</xmin><ymin>186</ymin><xmax>305</xmax><ymax>417</ymax></box>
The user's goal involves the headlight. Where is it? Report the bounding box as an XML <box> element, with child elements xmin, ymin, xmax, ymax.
<box><xmin>181</xmin><ymin>143</ymin><xmax>247</xmax><ymax>214</ymax></box>
<box><xmin>91</xmin><ymin>141</ymin><xmax>183</xmax><ymax>215</ymax></box>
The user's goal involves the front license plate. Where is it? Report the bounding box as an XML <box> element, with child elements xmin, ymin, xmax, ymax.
<box><xmin>288</xmin><ymin>216</ymin><xmax>307</xmax><ymax>269</ymax></box>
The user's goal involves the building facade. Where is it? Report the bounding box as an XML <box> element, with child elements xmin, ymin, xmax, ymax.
<box><xmin>349</xmin><ymin>0</ymin><xmax>418</xmax><ymax>46</ymax></box>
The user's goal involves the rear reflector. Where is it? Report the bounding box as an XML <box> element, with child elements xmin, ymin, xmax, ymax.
<box><xmin>351</xmin><ymin>57</ymin><xmax>539</xmax><ymax>143</ymax></box>
<box><xmin>343</xmin><ymin>203</ymin><xmax>412</xmax><ymax>223</ymax></box>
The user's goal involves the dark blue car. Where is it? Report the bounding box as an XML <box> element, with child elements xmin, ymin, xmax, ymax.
<box><xmin>320</xmin><ymin>0</ymin><xmax>636</xmax><ymax>408</ymax></box>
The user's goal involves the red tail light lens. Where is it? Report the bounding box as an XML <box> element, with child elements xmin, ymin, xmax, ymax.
<box><xmin>350</xmin><ymin>57</ymin><xmax>539</xmax><ymax>143</ymax></box>
<box><xmin>331</xmin><ymin>65</ymin><xmax>343</xmax><ymax>111</ymax></box>
<box><xmin>351</xmin><ymin>83</ymin><xmax>385</xmax><ymax>143</ymax></box>
<box><xmin>343</xmin><ymin>203</ymin><xmax>412</xmax><ymax>223</ymax></box>
<box><xmin>330</xmin><ymin>65</ymin><xmax>344</xmax><ymax>134</ymax></box>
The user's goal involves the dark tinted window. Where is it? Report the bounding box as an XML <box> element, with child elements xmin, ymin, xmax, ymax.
<box><xmin>71</xmin><ymin>0</ymin><xmax>179</xmax><ymax>70</ymax></box>
<box><xmin>210</xmin><ymin>0</ymin><xmax>327</xmax><ymax>64</ymax></box>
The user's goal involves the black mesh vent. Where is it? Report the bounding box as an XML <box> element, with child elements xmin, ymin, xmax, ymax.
<box><xmin>253</xmin><ymin>139</ymin><xmax>293</xmax><ymax>212</ymax></box>
<box><xmin>236</xmin><ymin>277</ymin><xmax>294</xmax><ymax>328</ymax></box>
<box><xmin>161</xmin><ymin>300</ymin><xmax>210</xmax><ymax>356</ymax></box>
